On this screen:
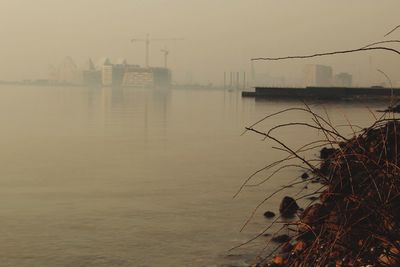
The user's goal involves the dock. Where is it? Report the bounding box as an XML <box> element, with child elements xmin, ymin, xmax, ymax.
<box><xmin>242</xmin><ymin>86</ymin><xmax>400</xmax><ymax>100</ymax></box>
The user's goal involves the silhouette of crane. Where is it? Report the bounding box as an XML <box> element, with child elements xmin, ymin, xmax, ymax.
<box><xmin>131</xmin><ymin>34</ymin><xmax>183</xmax><ymax>68</ymax></box>
<box><xmin>161</xmin><ymin>47</ymin><xmax>169</xmax><ymax>68</ymax></box>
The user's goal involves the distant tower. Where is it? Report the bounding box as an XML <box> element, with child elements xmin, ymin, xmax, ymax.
<box><xmin>131</xmin><ymin>34</ymin><xmax>183</xmax><ymax>68</ymax></box>
<box><xmin>84</xmin><ymin>58</ymin><xmax>96</xmax><ymax>71</ymax></box>
<box><xmin>161</xmin><ymin>47</ymin><xmax>169</xmax><ymax>68</ymax></box>
<box><xmin>101</xmin><ymin>58</ymin><xmax>113</xmax><ymax>86</ymax></box>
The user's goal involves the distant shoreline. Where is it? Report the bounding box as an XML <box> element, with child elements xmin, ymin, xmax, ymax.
<box><xmin>0</xmin><ymin>81</ymin><xmax>226</xmax><ymax>90</ymax></box>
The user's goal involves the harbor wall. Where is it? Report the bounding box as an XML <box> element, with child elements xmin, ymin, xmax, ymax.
<box><xmin>242</xmin><ymin>87</ymin><xmax>400</xmax><ymax>99</ymax></box>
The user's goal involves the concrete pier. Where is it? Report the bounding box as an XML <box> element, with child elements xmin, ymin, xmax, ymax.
<box><xmin>242</xmin><ymin>86</ymin><xmax>400</xmax><ymax>100</ymax></box>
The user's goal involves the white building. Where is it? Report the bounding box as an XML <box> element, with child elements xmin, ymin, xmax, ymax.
<box><xmin>97</xmin><ymin>57</ymin><xmax>167</xmax><ymax>87</ymax></box>
<box><xmin>122</xmin><ymin>66</ymin><xmax>154</xmax><ymax>87</ymax></box>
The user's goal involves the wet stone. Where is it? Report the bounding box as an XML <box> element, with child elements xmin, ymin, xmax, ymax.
<box><xmin>279</xmin><ymin>196</ymin><xmax>300</xmax><ymax>218</ymax></box>
<box><xmin>301</xmin><ymin>172</ymin><xmax>309</xmax><ymax>180</ymax></box>
<box><xmin>264</xmin><ymin>211</ymin><xmax>276</xmax><ymax>218</ymax></box>
<box><xmin>271</xmin><ymin>234</ymin><xmax>291</xmax><ymax>243</ymax></box>
<box><xmin>320</xmin><ymin>147</ymin><xmax>337</xmax><ymax>159</ymax></box>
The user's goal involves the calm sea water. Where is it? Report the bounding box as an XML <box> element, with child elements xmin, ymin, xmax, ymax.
<box><xmin>0</xmin><ymin>85</ymin><xmax>388</xmax><ymax>267</ymax></box>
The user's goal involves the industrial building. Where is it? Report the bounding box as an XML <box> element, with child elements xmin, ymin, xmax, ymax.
<box><xmin>82</xmin><ymin>59</ymin><xmax>101</xmax><ymax>86</ymax></box>
<box><xmin>49</xmin><ymin>56</ymin><xmax>81</xmax><ymax>85</ymax></box>
<box><xmin>334</xmin><ymin>72</ymin><xmax>353</xmax><ymax>87</ymax></box>
<box><xmin>151</xmin><ymin>67</ymin><xmax>172</xmax><ymax>87</ymax></box>
<box><xmin>122</xmin><ymin>66</ymin><xmax>154</xmax><ymax>87</ymax></box>
<box><xmin>102</xmin><ymin>64</ymin><xmax>113</xmax><ymax>86</ymax></box>
<box><xmin>304</xmin><ymin>64</ymin><xmax>333</xmax><ymax>87</ymax></box>
<box><xmin>81</xmin><ymin>57</ymin><xmax>171</xmax><ymax>88</ymax></box>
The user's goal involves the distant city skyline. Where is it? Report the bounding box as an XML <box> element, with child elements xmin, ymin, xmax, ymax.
<box><xmin>0</xmin><ymin>1</ymin><xmax>399</xmax><ymax>86</ymax></box>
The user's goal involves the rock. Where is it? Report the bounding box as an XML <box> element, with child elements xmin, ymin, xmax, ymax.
<box><xmin>298</xmin><ymin>204</ymin><xmax>325</xmax><ymax>235</ymax></box>
<box><xmin>325</xmin><ymin>210</ymin><xmax>339</xmax><ymax>231</ymax></box>
<box><xmin>281</xmin><ymin>242</ymin><xmax>293</xmax><ymax>253</ymax></box>
<box><xmin>265</xmin><ymin>119</ymin><xmax>400</xmax><ymax>266</ymax></box>
<box><xmin>378</xmin><ymin>253</ymin><xmax>397</xmax><ymax>266</ymax></box>
<box><xmin>319</xmin><ymin>161</ymin><xmax>331</xmax><ymax>176</ymax></box>
<box><xmin>272</xmin><ymin>255</ymin><xmax>284</xmax><ymax>266</ymax></box>
<box><xmin>329</xmin><ymin>251</ymin><xmax>340</xmax><ymax>258</ymax></box>
<box><xmin>271</xmin><ymin>234</ymin><xmax>291</xmax><ymax>243</ymax></box>
<box><xmin>320</xmin><ymin>147</ymin><xmax>337</xmax><ymax>159</ymax></box>
<box><xmin>319</xmin><ymin>189</ymin><xmax>331</xmax><ymax>202</ymax></box>
<box><xmin>296</xmin><ymin>231</ymin><xmax>315</xmax><ymax>242</ymax></box>
<box><xmin>311</xmin><ymin>177</ymin><xmax>321</xmax><ymax>184</ymax></box>
<box><xmin>264</xmin><ymin>211</ymin><xmax>276</xmax><ymax>218</ymax></box>
<box><xmin>300</xmin><ymin>204</ymin><xmax>323</xmax><ymax>226</ymax></box>
<box><xmin>293</xmin><ymin>241</ymin><xmax>306</xmax><ymax>252</ymax></box>
<box><xmin>279</xmin><ymin>196</ymin><xmax>300</xmax><ymax>218</ymax></box>
<box><xmin>301</xmin><ymin>172</ymin><xmax>309</xmax><ymax>180</ymax></box>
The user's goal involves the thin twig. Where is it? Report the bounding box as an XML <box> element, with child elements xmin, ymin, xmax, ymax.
<box><xmin>385</xmin><ymin>24</ymin><xmax>400</xmax><ymax>37</ymax></box>
<box><xmin>251</xmin><ymin>47</ymin><xmax>400</xmax><ymax>62</ymax></box>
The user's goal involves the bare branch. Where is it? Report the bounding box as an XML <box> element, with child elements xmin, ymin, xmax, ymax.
<box><xmin>384</xmin><ymin>24</ymin><xmax>400</xmax><ymax>37</ymax></box>
<box><xmin>362</xmin><ymin>40</ymin><xmax>400</xmax><ymax>49</ymax></box>
<box><xmin>251</xmin><ymin>47</ymin><xmax>400</xmax><ymax>62</ymax></box>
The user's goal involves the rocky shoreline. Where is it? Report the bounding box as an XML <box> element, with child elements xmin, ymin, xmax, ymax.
<box><xmin>249</xmin><ymin>116</ymin><xmax>400</xmax><ymax>266</ymax></box>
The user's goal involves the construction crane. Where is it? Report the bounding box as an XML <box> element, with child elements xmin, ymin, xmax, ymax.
<box><xmin>161</xmin><ymin>47</ymin><xmax>169</xmax><ymax>68</ymax></box>
<box><xmin>131</xmin><ymin>34</ymin><xmax>183</xmax><ymax>68</ymax></box>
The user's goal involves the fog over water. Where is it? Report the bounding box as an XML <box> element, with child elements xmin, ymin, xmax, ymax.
<box><xmin>0</xmin><ymin>1</ymin><xmax>400</xmax><ymax>85</ymax></box>
<box><xmin>0</xmin><ymin>1</ymin><xmax>399</xmax><ymax>267</ymax></box>
<box><xmin>0</xmin><ymin>85</ymin><xmax>389</xmax><ymax>266</ymax></box>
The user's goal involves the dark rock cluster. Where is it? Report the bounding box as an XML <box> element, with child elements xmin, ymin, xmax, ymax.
<box><xmin>279</xmin><ymin>197</ymin><xmax>300</xmax><ymax>218</ymax></box>
<box><xmin>263</xmin><ymin>120</ymin><xmax>400</xmax><ymax>266</ymax></box>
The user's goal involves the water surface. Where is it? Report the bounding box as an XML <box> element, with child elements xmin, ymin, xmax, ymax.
<box><xmin>0</xmin><ymin>85</ymin><xmax>387</xmax><ymax>266</ymax></box>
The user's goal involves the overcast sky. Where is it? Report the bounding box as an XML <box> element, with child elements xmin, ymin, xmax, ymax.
<box><xmin>0</xmin><ymin>0</ymin><xmax>400</xmax><ymax>85</ymax></box>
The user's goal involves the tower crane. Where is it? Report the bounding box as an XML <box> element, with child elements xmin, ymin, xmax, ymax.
<box><xmin>161</xmin><ymin>47</ymin><xmax>169</xmax><ymax>68</ymax></box>
<box><xmin>131</xmin><ymin>34</ymin><xmax>183</xmax><ymax>68</ymax></box>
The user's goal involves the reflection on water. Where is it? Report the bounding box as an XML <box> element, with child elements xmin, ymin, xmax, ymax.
<box><xmin>0</xmin><ymin>85</ymin><xmax>389</xmax><ymax>266</ymax></box>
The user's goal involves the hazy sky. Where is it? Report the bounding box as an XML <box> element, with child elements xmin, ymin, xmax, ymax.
<box><xmin>1</xmin><ymin>0</ymin><xmax>400</xmax><ymax>85</ymax></box>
